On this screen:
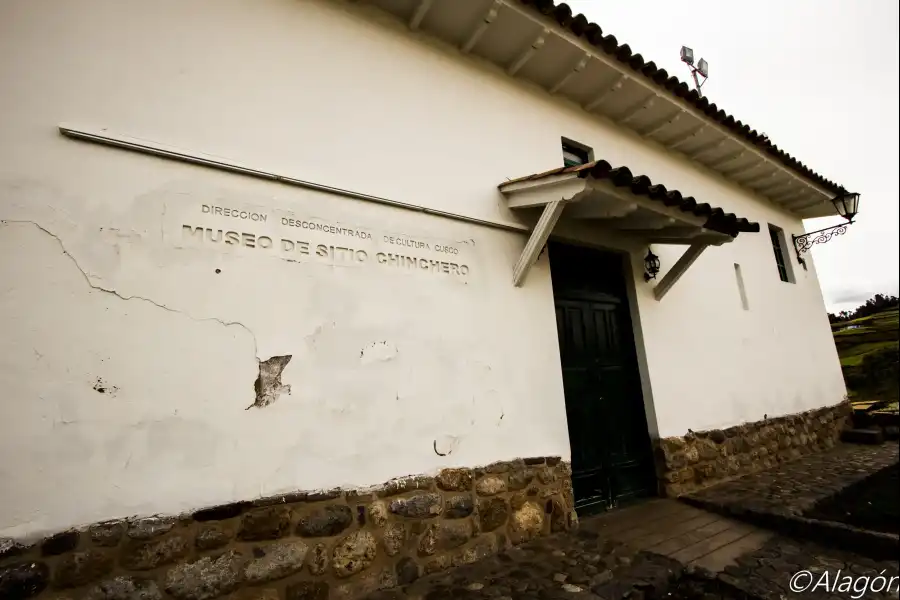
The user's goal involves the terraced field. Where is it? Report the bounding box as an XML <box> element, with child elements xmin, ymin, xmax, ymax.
<box><xmin>831</xmin><ymin>308</ymin><xmax>899</xmax><ymax>403</ymax></box>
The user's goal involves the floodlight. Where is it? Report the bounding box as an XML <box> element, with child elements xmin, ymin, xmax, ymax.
<box><xmin>697</xmin><ymin>58</ymin><xmax>709</xmax><ymax>78</ymax></box>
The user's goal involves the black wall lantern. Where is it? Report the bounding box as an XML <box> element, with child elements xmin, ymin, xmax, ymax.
<box><xmin>643</xmin><ymin>248</ymin><xmax>661</xmax><ymax>282</ymax></box>
<box><xmin>792</xmin><ymin>191</ymin><xmax>860</xmax><ymax>260</ymax></box>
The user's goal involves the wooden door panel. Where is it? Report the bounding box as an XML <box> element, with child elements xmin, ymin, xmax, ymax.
<box><xmin>552</xmin><ymin>250</ymin><xmax>655</xmax><ymax>513</ymax></box>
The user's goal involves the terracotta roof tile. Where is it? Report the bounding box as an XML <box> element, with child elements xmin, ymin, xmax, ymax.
<box><xmin>500</xmin><ymin>159</ymin><xmax>761</xmax><ymax>237</ymax></box>
<box><xmin>517</xmin><ymin>0</ymin><xmax>846</xmax><ymax>196</ymax></box>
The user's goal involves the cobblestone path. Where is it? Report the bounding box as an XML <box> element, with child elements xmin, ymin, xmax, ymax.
<box><xmin>684</xmin><ymin>443</ymin><xmax>898</xmax><ymax>517</ymax></box>
<box><xmin>359</xmin><ymin>444</ymin><xmax>900</xmax><ymax>600</ymax></box>
<box><xmin>360</xmin><ymin>525</ymin><xmax>900</xmax><ymax>600</ymax></box>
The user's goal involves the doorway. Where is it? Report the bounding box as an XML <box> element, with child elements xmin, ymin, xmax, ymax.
<box><xmin>549</xmin><ymin>242</ymin><xmax>656</xmax><ymax>515</ymax></box>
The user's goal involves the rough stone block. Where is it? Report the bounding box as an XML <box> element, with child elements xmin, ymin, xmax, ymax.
<box><xmin>395</xmin><ymin>557</ymin><xmax>419</xmax><ymax>585</ymax></box>
<box><xmin>237</xmin><ymin>507</ymin><xmax>291</xmax><ymax>541</ymax></box>
<box><xmin>508</xmin><ymin>501</ymin><xmax>544</xmax><ymax>544</ymax></box>
<box><xmin>332</xmin><ymin>531</ymin><xmax>376</xmax><ymax>578</ymax></box>
<box><xmin>475</xmin><ymin>476</ymin><xmax>507</xmax><ymax>496</ymax></box>
<box><xmin>120</xmin><ymin>537</ymin><xmax>189</xmax><ymax>571</ymax></box>
<box><xmin>89</xmin><ymin>522</ymin><xmax>126</xmax><ymax>547</ymax></box>
<box><xmin>164</xmin><ymin>551</ymin><xmax>245</xmax><ymax>600</ymax></box>
<box><xmin>388</xmin><ymin>493</ymin><xmax>442</xmax><ymax>519</ymax></box>
<box><xmin>444</xmin><ymin>495</ymin><xmax>474</xmax><ymax>518</ymax></box>
<box><xmin>381</xmin><ymin>523</ymin><xmax>407</xmax><ymax>557</ymax></box>
<box><xmin>126</xmin><ymin>517</ymin><xmax>176</xmax><ymax>540</ymax></box>
<box><xmin>435</xmin><ymin>468</ymin><xmax>474</xmax><ymax>492</ymax></box>
<box><xmin>83</xmin><ymin>576</ymin><xmax>161</xmax><ymax>600</ymax></box>
<box><xmin>478</xmin><ymin>497</ymin><xmax>509</xmax><ymax>532</ymax></box>
<box><xmin>285</xmin><ymin>581</ymin><xmax>329</xmax><ymax>600</ymax></box>
<box><xmin>227</xmin><ymin>588</ymin><xmax>279</xmax><ymax>600</ymax></box>
<box><xmin>0</xmin><ymin>561</ymin><xmax>50</xmax><ymax>600</ymax></box>
<box><xmin>367</xmin><ymin>501</ymin><xmax>388</xmax><ymax>527</ymax></box>
<box><xmin>377</xmin><ymin>476</ymin><xmax>433</xmax><ymax>498</ymax></box>
<box><xmin>244</xmin><ymin>541</ymin><xmax>307</xmax><ymax>584</ymax></box>
<box><xmin>296</xmin><ymin>505</ymin><xmax>353</xmax><ymax>537</ymax></box>
<box><xmin>417</xmin><ymin>521</ymin><xmax>472</xmax><ymax>556</ymax></box>
<box><xmin>452</xmin><ymin>536</ymin><xmax>497</xmax><ymax>567</ymax></box>
<box><xmin>53</xmin><ymin>550</ymin><xmax>114</xmax><ymax>589</ymax></box>
<box><xmin>40</xmin><ymin>531</ymin><xmax>80</xmax><ymax>556</ymax></box>
<box><xmin>306</xmin><ymin>543</ymin><xmax>328</xmax><ymax>576</ymax></box>
<box><xmin>195</xmin><ymin>524</ymin><xmax>233</xmax><ymax>551</ymax></box>
<box><xmin>507</xmin><ymin>468</ymin><xmax>534</xmax><ymax>491</ymax></box>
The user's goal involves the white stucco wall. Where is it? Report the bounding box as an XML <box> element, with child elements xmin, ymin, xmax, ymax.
<box><xmin>0</xmin><ymin>0</ymin><xmax>845</xmax><ymax>539</ymax></box>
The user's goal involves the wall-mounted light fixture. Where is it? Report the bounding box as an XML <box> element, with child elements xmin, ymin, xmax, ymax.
<box><xmin>792</xmin><ymin>191</ymin><xmax>860</xmax><ymax>262</ymax></box>
<box><xmin>643</xmin><ymin>249</ymin><xmax>661</xmax><ymax>282</ymax></box>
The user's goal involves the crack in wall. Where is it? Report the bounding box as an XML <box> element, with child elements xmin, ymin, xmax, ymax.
<box><xmin>3</xmin><ymin>220</ymin><xmax>260</xmax><ymax>360</ymax></box>
<box><xmin>2</xmin><ymin>218</ymin><xmax>262</xmax><ymax>371</ymax></box>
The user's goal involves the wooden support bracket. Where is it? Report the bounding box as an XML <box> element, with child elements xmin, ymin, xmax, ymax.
<box><xmin>653</xmin><ymin>242</ymin><xmax>709</xmax><ymax>300</ymax></box>
<box><xmin>513</xmin><ymin>200</ymin><xmax>566</xmax><ymax>287</ymax></box>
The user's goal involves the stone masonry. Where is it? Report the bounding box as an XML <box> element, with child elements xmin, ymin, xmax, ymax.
<box><xmin>655</xmin><ymin>401</ymin><xmax>852</xmax><ymax>497</ymax></box>
<box><xmin>0</xmin><ymin>457</ymin><xmax>575</xmax><ymax>600</ymax></box>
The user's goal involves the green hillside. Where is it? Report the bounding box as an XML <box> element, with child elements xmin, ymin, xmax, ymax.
<box><xmin>831</xmin><ymin>307</ymin><xmax>899</xmax><ymax>406</ymax></box>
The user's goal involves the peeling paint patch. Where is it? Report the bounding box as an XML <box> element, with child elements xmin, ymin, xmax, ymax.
<box><xmin>92</xmin><ymin>377</ymin><xmax>119</xmax><ymax>396</ymax></box>
<box><xmin>359</xmin><ymin>341</ymin><xmax>397</xmax><ymax>364</ymax></box>
<box><xmin>249</xmin><ymin>355</ymin><xmax>292</xmax><ymax>409</ymax></box>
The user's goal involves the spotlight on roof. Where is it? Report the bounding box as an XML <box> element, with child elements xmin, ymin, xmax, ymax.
<box><xmin>697</xmin><ymin>58</ymin><xmax>709</xmax><ymax>78</ymax></box>
<box><xmin>680</xmin><ymin>45</ymin><xmax>709</xmax><ymax>96</ymax></box>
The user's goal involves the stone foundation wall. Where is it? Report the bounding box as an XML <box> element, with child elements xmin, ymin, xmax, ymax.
<box><xmin>656</xmin><ymin>401</ymin><xmax>852</xmax><ymax>497</ymax></box>
<box><xmin>0</xmin><ymin>457</ymin><xmax>575</xmax><ymax>600</ymax></box>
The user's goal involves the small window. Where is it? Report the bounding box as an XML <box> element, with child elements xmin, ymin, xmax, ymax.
<box><xmin>734</xmin><ymin>263</ymin><xmax>750</xmax><ymax>310</ymax></box>
<box><xmin>561</xmin><ymin>138</ymin><xmax>592</xmax><ymax>167</ymax></box>
<box><xmin>768</xmin><ymin>224</ymin><xmax>794</xmax><ymax>283</ymax></box>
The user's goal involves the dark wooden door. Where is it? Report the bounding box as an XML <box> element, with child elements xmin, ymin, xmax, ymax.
<box><xmin>550</xmin><ymin>243</ymin><xmax>655</xmax><ymax>514</ymax></box>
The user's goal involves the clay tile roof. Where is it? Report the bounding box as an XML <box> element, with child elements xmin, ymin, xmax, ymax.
<box><xmin>517</xmin><ymin>0</ymin><xmax>846</xmax><ymax>196</ymax></box>
<box><xmin>499</xmin><ymin>160</ymin><xmax>761</xmax><ymax>237</ymax></box>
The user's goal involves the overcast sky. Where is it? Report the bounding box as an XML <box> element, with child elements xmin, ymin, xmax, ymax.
<box><xmin>567</xmin><ymin>0</ymin><xmax>899</xmax><ymax>313</ymax></box>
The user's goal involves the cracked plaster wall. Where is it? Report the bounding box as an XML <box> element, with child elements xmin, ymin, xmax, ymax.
<box><xmin>0</xmin><ymin>0</ymin><xmax>845</xmax><ymax>539</ymax></box>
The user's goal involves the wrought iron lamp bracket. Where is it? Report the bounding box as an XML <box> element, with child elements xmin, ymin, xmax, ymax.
<box><xmin>791</xmin><ymin>221</ymin><xmax>852</xmax><ymax>264</ymax></box>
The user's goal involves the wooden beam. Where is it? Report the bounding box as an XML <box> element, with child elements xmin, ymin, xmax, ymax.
<box><xmin>707</xmin><ymin>150</ymin><xmax>745</xmax><ymax>170</ymax></box>
<box><xmin>647</xmin><ymin>234</ymin><xmax>726</xmax><ymax>246</ymax></box>
<box><xmin>550</xmin><ymin>52</ymin><xmax>590</xmax><ymax>94</ymax></box>
<box><xmin>409</xmin><ymin>0</ymin><xmax>435</xmax><ymax>29</ymax></box>
<box><xmin>780</xmin><ymin>190</ymin><xmax>810</xmax><ymax>205</ymax></box>
<box><xmin>513</xmin><ymin>200</ymin><xmax>566</xmax><ymax>287</ymax></box>
<box><xmin>653</xmin><ymin>242</ymin><xmax>709</xmax><ymax>300</ymax></box>
<box><xmin>587</xmin><ymin>180</ymin><xmax>707</xmax><ymax>229</ymax></box>
<box><xmin>585</xmin><ymin>74</ymin><xmax>627</xmax><ymax>111</ymax></box>
<box><xmin>628</xmin><ymin>225</ymin><xmax>704</xmax><ymax>238</ymax></box>
<box><xmin>508</xmin><ymin>28</ymin><xmax>549</xmax><ymax>75</ymax></box>
<box><xmin>688</xmin><ymin>138</ymin><xmax>726</xmax><ymax>159</ymax></box>
<box><xmin>721</xmin><ymin>158</ymin><xmax>763</xmax><ymax>178</ymax></box>
<box><xmin>615</xmin><ymin>215</ymin><xmax>676</xmax><ymax>230</ymax></box>
<box><xmin>502</xmin><ymin>176</ymin><xmax>587</xmax><ymax>208</ymax></box>
<box><xmin>642</xmin><ymin>111</ymin><xmax>683</xmax><ymax>139</ymax></box>
<box><xmin>619</xmin><ymin>95</ymin><xmax>657</xmax><ymax>125</ymax></box>
<box><xmin>461</xmin><ymin>0</ymin><xmax>502</xmax><ymax>53</ymax></box>
<box><xmin>790</xmin><ymin>196</ymin><xmax>827</xmax><ymax>211</ymax></box>
<box><xmin>737</xmin><ymin>168</ymin><xmax>778</xmax><ymax>187</ymax></box>
<box><xmin>756</xmin><ymin>179</ymin><xmax>793</xmax><ymax>195</ymax></box>
<box><xmin>667</xmin><ymin>124</ymin><xmax>707</xmax><ymax>151</ymax></box>
<box><xmin>566</xmin><ymin>199</ymin><xmax>637</xmax><ymax>219</ymax></box>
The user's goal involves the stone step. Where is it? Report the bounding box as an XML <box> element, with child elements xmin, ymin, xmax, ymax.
<box><xmin>840</xmin><ymin>427</ymin><xmax>885</xmax><ymax>445</ymax></box>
